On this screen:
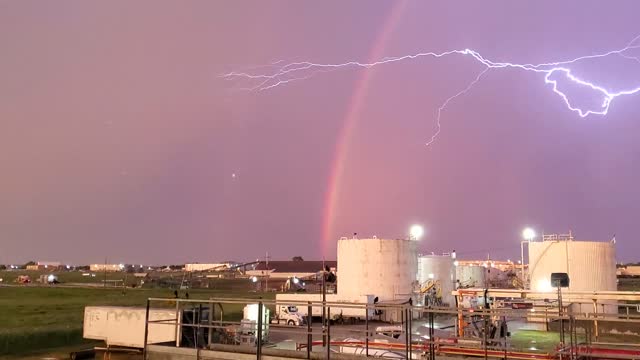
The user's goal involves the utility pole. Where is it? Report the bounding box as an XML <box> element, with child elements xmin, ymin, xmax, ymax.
<box><xmin>322</xmin><ymin>258</ymin><xmax>326</xmax><ymax>347</ymax></box>
<box><xmin>265</xmin><ymin>252</ymin><xmax>270</xmax><ymax>292</ymax></box>
<box><xmin>520</xmin><ymin>241</ymin><xmax>525</xmax><ymax>287</ymax></box>
<box><xmin>104</xmin><ymin>257</ymin><xmax>107</xmax><ymax>288</ymax></box>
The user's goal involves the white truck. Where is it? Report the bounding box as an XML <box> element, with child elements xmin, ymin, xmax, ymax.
<box><xmin>270</xmin><ymin>305</ymin><xmax>305</xmax><ymax>326</ymax></box>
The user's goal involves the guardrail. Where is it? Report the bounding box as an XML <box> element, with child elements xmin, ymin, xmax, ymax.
<box><xmin>142</xmin><ymin>297</ymin><xmax>640</xmax><ymax>360</ymax></box>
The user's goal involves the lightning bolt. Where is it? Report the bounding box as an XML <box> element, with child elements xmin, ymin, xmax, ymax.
<box><xmin>223</xmin><ymin>34</ymin><xmax>640</xmax><ymax>145</ymax></box>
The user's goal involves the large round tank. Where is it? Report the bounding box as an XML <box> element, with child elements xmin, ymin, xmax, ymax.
<box><xmin>417</xmin><ymin>255</ymin><xmax>456</xmax><ymax>306</ymax></box>
<box><xmin>456</xmin><ymin>265</ymin><xmax>487</xmax><ymax>288</ymax></box>
<box><xmin>528</xmin><ymin>240</ymin><xmax>617</xmax><ymax>313</ymax></box>
<box><xmin>337</xmin><ymin>237</ymin><xmax>418</xmax><ymax>301</ymax></box>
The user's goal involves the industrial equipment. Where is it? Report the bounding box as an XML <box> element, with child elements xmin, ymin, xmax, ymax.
<box><xmin>420</xmin><ymin>279</ymin><xmax>443</xmax><ymax>306</ymax></box>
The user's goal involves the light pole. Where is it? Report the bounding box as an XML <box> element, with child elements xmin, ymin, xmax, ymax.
<box><xmin>521</xmin><ymin>228</ymin><xmax>535</xmax><ymax>288</ymax></box>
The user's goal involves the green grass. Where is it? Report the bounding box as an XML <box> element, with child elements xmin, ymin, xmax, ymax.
<box><xmin>510</xmin><ymin>330</ymin><xmax>562</xmax><ymax>352</ymax></box>
<box><xmin>0</xmin><ymin>284</ymin><xmax>272</xmax><ymax>357</ymax></box>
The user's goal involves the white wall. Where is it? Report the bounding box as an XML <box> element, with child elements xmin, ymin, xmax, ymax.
<box><xmin>529</xmin><ymin>240</ymin><xmax>617</xmax><ymax>314</ymax></box>
<box><xmin>84</xmin><ymin>306</ymin><xmax>177</xmax><ymax>348</ymax></box>
<box><xmin>337</xmin><ymin>238</ymin><xmax>418</xmax><ymax>301</ymax></box>
<box><xmin>417</xmin><ymin>255</ymin><xmax>456</xmax><ymax>306</ymax></box>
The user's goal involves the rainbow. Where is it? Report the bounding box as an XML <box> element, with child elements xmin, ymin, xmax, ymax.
<box><xmin>320</xmin><ymin>1</ymin><xmax>408</xmax><ymax>256</ymax></box>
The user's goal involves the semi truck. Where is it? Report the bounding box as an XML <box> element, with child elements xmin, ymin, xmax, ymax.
<box><xmin>270</xmin><ymin>305</ymin><xmax>305</xmax><ymax>326</ymax></box>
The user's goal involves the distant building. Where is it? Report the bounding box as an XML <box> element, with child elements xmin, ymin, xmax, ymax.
<box><xmin>90</xmin><ymin>264</ymin><xmax>124</xmax><ymax>272</ymax></box>
<box><xmin>618</xmin><ymin>265</ymin><xmax>640</xmax><ymax>277</ymax></box>
<box><xmin>26</xmin><ymin>261</ymin><xmax>63</xmax><ymax>270</ymax></box>
<box><xmin>246</xmin><ymin>260</ymin><xmax>337</xmax><ymax>280</ymax></box>
<box><xmin>184</xmin><ymin>262</ymin><xmax>236</xmax><ymax>272</ymax></box>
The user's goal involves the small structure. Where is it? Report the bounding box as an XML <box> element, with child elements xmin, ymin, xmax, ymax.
<box><xmin>26</xmin><ymin>261</ymin><xmax>62</xmax><ymax>270</ymax></box>
<box><xmin>84</xmin><ymin>306</ymin><xmax>177</xmax><ymax>348</ymax></box>
<box><xmin>246</xmin><ymin>260</ymin><xmax>336</xmax><ymax>280</ymax></box>
<box><xmin>184</xmin><ymin>262</ymin><xmax>236</xmax><ymax>272</ymax></box>
<box><xmin>90</xmin><ymin>264</ymin><xmax>125</xmax><ymax>272</ymax></box>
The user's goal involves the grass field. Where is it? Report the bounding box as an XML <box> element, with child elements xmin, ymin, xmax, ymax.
<box><xmin>0</xmin><ymin>280</ymin><xmax>271</xmax><ymax>358</ymax></box>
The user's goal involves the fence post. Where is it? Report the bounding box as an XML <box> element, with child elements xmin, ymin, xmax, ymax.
<box><xmin>592</xmin><ymin>300</ymin><xmax>599</xmax><ymax>341</ymax></box>
<box><xmin>257</xmin><ymin>302</ymin><xmax>263</xmax><ymax>360</ymax></box>
<box><xmin>483</xmin><ymin>308</ymin><xmax>488</xmax><ymax>360</ymax></box>
<box><xmin>429</xmin><ymin>309</ymin><xmax>435</xmax><ymax>360</ymax></box>
<box><xmin>365</xmin><ymin>304</ymin><xmax>369</xmax><ymax>357</ymax></box>
<box><xmin>175</xmin><ymin>299</ymin><xmax>181</xmax><ymax>347</ymax></box>
<box><xmin>405</xmin><ymin>308</ymin><xmax>410</xmax><ymax>360</ymax></box>
<box><xmin>197</xmin><ymin>303</ymin><xmax>202</xmax><ymax>348</ymax></box>
<box><xmin>307</xmin><ymin>302</ymin><xmax>312</xmax><ymax>359</ymax></box>
<box><xmin>143</xmin><ymin>298</ymin><xmax>150</xmax><ymax>360</ymax></box>
<box><xmin>326</xmin><ymin>307</ymin><xmax>331</xmax><ymax>360</ymax></box>
<box><xmin>409</xmin><ymin>305</ymin><xmax>413</xmax><ymax>360</ymax></box>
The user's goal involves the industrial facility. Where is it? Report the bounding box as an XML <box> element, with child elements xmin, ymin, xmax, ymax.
<box><xmin>75</xmin><ymin>227</ymin><xmax>640</xmax><ymax>360</ymax></box>
<box><xmin>267</xmin><ymin>227</ymin><xmax>631</xmax><ymax>339</ymax></box>
<box><xmin>67</xmin><ymin>227</ymin><xmax>640</xmax><ymax>360</ymax></box>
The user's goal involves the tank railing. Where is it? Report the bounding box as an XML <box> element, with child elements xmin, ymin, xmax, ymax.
<box><xmin>542</xmin><ymin>233</ymin><xmax>574</xmax><ymax>242</ymax></box>
<box><xmin>143</xmin><ymin>297</ymin><xmax>640</xmax><ymax>360</ymax></box>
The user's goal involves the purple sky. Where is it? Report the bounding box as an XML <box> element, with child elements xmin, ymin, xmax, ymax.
<box><xmin>2</xmin><ymin>1</ymin><xmax>640</xmax><ymax>265</ymax></box>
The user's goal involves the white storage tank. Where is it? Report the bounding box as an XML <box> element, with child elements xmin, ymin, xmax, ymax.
<box><xmin>417</xmin><ymin>255</ymin><xmax>456</xmax><ymax>306</ymax></box>
<box><xmin>528</xmin><ymin>238</ymin><xmax>617</xmax><ymax>313</ymax></box>
<box><xmin>456</xmin><ymin>264</ymin><xmax>487</xmax><ymax>288</ymax></box>
<box><xmin>337</xmin><ymin>237</ymin><xmax>418</xmax><ymax>301</ymax></box>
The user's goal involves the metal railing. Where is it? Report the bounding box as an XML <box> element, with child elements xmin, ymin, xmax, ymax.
<box><xmin>142</xmin><ymin>297</ymin><xmax>640</xmax><ymax>360</ymax></box>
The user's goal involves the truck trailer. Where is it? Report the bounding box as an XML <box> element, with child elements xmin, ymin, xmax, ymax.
<box><xmin>274</xmin><ymin>294</ymin><xmax>376</xmax><ymax>322</ymax></box>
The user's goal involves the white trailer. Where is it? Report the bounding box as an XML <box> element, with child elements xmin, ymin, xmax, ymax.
<box><xmin>274</xmin><ymin>294</ymin><xmax>376</xmax><ymax>321</ymax></box>
<box><xmin>84</xmin><ymin>306</ymin><xmax>177</xmax><ymax>348</ymax></box>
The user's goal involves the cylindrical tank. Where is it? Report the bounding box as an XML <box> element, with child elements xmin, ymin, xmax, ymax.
<box><xmin>417</xmin><ymin>255</ymin><xmax>456</xmax><ymax>306</ymax></box>
<box><xmin>528</xmin><ymin>240</ymin><xmax>617</xmax><ymax>313</ymax></box>
<box><xmin>337</xmin><ymin>237</ymin><xmax>418</xmax><ymax>301</ymax></box>
<box><xmin>455</xmin><ymin>265</ymin><xmax>487</xmax><ymax>288</ymax></box>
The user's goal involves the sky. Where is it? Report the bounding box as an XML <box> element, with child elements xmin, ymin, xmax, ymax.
<box><xmin>2</xmin><ymin>1</ymin><xmax>640</xmax><ymax>265</ymax></box>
